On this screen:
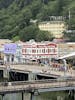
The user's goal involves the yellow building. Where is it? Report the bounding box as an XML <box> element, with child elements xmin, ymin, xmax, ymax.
<box><xmin>38</xmin><ymin>21</ymin><xmax>67</xmax><ymax>38</ymax></box>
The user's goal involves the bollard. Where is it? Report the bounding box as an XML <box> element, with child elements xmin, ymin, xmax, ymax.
<box><xmin>22</xmin><ymin>92</ymin><xmax>24</xmax><ymax>100</ymax></box>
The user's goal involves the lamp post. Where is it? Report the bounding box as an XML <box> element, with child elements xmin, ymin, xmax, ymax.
<box><xmin>63</xmin><ymin>59</ymin><xmax>67</xmax><ymax>77</ymax></box>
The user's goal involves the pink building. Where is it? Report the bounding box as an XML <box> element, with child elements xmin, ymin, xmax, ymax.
<box><xmin>21</xmin><ymin>40</ymin><xmax>58</xmax><ymax>61</ymax></box>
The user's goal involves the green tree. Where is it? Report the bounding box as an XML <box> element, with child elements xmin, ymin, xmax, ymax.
<box><xmin>63</xmin><ymin>31</ymin><xmax>75</xmax><ymax>42</ymax></box>
<box><xmin>0</xmin><ymin>0</ymin><xmax>75</xmax><ymax>41</ymax></box>
<box><xmin>36</xmin><ymin>31</ymin><xmax>54</xmax><ymax>42</ymax></box>
<box><xmin>0</xmin><ymin>0</ymin><xmax>13</xmax><ymax>9</ymax></box>
<box><xmin>12</xmin><ymin>35</ymin><xmax>20</xmax><ymax>42</ymax></box>
<box><xmin>19</xmin><ymin>25</ymin><xmax>38</xmax><ymax>41</ymax></box>
<box><xmin>21</xmin><ymin>8</ymin><xmax>32</xmax><ymax>26</ymax></box>
<box><xmin>31</xmin><ymin>0</ymin><xmax>42</xmax><ymax>19</ymax></box>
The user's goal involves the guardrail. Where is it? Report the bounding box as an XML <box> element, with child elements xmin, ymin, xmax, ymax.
<box><xmin>0</xmin><ymin>78</ymin><xmax>75</xmax><ymax>89</ymax></box>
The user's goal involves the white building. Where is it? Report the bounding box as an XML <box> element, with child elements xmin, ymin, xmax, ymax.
<box><xmin>4</xmin><ymin>43</ymin><xmax>22</xmax><ymax>64</ymax></box>
<box><xmin>0</xmin><ymin>39</ymin><xmax>12</xmax><ymax>60</ymax></box>
<box><xmin>15</xmin><ymin>44</ymin><xmax>22</xmax><ymax>63</ymax></box>
<box><xmin>3</xmin><ymin>40</ymin><xmax>58</xmax><ymax>64</ymax></box>
<box><xmin>21</xmin><ymin>40</ymin><xmax>58</xmax><ymax>61</ymax></box>
<box><xmin>4</xmin><ymin>43</ymin><xmax>17</xmax><ymax>64</ymax></box>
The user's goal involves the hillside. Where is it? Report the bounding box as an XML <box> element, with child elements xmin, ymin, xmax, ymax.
<box><xmin>0</xmin><ymin>0</ymin><xmax>75</xmax><ymax>41</ymax></box>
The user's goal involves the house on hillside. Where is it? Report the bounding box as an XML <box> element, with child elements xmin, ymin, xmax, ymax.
<box><xmin>38</xmin><ymin>21</ymin><xmax>67</xmax><ymax>38</ymax></box>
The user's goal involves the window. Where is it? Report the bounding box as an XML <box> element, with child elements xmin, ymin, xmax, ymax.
<box><xmin>32</xmin><ymin>49</ymin><xmax>36</xmax><ymax>53</ymax></box>
<box><xmin>11</xmin><ymin>55</ymin><xmax>14</xmax><ymax>62</ymax></box>
<box><xmin>48</xmin><ymin>49</ymin><xmax>50</xmax><ymax>53</ymax></box>
<box><xmin>22</xmin><ymin>49</ymin><xmax>26</xmax><ymax>54</ymax></box>
<box><xmin>42</xmin><ymin>49</ymin><xmax>45</xmax><ymax>53</ymax></box>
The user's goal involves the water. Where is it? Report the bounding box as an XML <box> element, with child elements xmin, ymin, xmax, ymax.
<box><xmin>0</xmin><ymin>91</ymin><xmax>74</xmax><ymax>100</ymax></box>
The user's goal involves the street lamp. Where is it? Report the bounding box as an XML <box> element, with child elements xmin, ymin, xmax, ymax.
<box><xmin>63</xmin><ymin>59</ymin><xmax>67</xmax><ymax>77</ymax></box>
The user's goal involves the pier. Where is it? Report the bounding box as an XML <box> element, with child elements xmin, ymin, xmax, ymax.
<box><xmin>0</xmin><ymin>79</ymin><xmax>75</xmax><ymax>100</ymax></box>
<box><xmin>0</xmin><ymin>64</ymin><xmax>75</xmax><ymax>99</ymax></box>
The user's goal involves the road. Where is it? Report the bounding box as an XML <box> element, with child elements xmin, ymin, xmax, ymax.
<box><xmin>0</xmin><ymin>64</ymin><xmax>75</xmax><ymax>77</ymax></box>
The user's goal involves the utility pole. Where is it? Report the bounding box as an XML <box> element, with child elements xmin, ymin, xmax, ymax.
<box><xmin>69</xmin><ymin>10</ymin><xmax>71</xmax><ymax>22</ymax></box>
<box><xmin>68</xmin><ymin>9</ymin><xmax>71</xmax><ymax>30</ymax></box>
<box><xmin>63</xmin><ymin>59</ymin><xmax>67</xmax><ymax>77</ymax></box>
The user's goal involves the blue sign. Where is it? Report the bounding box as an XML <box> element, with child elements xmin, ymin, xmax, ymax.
<box><xmin>4</xmin><ymin>43</ymin><xmax>17</xmax><ymax>54</ymax></box>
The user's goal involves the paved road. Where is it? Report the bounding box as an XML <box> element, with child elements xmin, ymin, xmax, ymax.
<box><xmin>0</xmin><ymin>64</ymin><xmax>75</xmax><ymax>77</ymax></box>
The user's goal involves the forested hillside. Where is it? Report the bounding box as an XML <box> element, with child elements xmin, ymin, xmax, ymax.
<box><xmin>0</xmin><ymin>0</ymin><xmax>75</xmax><ymax>41</ymax></box>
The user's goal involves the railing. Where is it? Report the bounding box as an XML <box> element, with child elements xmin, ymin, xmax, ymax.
<box><xmin>0</xmin><ymin>78</ymin><xmax>73</xmax><ymax>85</ymax></box>
<box><xmin>0</xmin><ymin>78</ymin><xmax>75</xmax><ymax>86</ymax></box>
<box><xmin>0</xmin><ymin>78</ymin><xmax>75</xmax><ymax>94</ymax></box>
<box><xmin>4</xmin><ymin>61</ymin><xmax>39</xmax><ymax>65</ymax></box>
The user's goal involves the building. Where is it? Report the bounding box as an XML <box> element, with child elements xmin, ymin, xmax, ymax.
<box><xmin>21</xmin><ymin>40</ymin><xmax>58</xmax><ymax>62</ymax></box>
<box><xmin>4</xmin><ymin>43</ymin><xmax>17</xmax><ymax>64</ymax></box>
<box><xmin>3</xmin><ymin>40</ymin><xmax>58</xmax><ymax>64</ymax></box>
<box><xmin>58</xmin><ymin>42</ymin><xmax>75</xmax><ymax>57</ymax></box>
<box><xmin>15</xmin><ymin>43</ymin><xmax>22</xmax><ymax>63</ymax></box>
<box><xmin>38</xmin><ymin>21</ymin><xmax>67</xmax><ymax>38</ymax></box>
<box><xmin>0</xmin><ymin>39</ymin><xmax>12</xmax><ymax>44</ymax></box>
<box><xmin>0</xmin><ymin>39</ymin><xmax>12</xmax><ymax>61</ymax></box>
